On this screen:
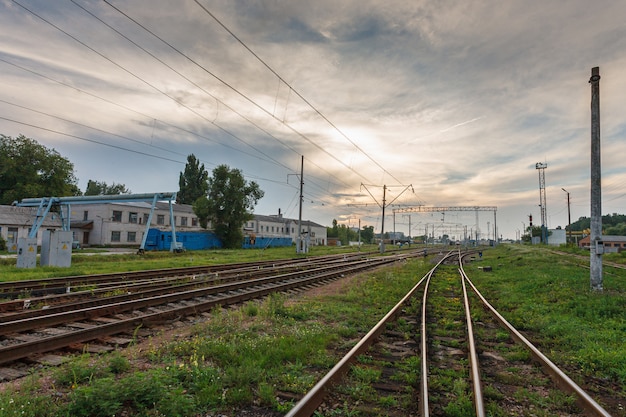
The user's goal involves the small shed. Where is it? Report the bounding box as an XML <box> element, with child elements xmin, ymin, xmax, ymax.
<box><xmin>578</xmin><ymin>235</ymin><xmax>626</xmax><ymax>253</ymax></box>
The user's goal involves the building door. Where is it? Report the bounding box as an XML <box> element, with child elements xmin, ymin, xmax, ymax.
<box><xmin>83</xmin><ymin>231</ymin><xmax>90</xmax><ymax>246</ymax></box>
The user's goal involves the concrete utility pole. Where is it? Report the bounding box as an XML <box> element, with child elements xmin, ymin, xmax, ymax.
<box><xmin>296</xmin><ymin>155</ymin><xmax>305</xmax><ymax>254</ymax></box>
<box><xmin>535</xmin><ymin>162</ymin><xmax>548</xmax><ymax>244</ymax></box>
<box><xmin>361</xmin><ymin>183</ymin><xmax>413</xmax><ymax>254</ymax></box>
<box><xmin>562</xmin><ymin>188</ymin><xmax>572</xmax><ymax>245</ymax></box>
<box><xmin>381</xmin><ymin>185</ymin><xmax>387</xmax><ymax>253</ymax></box>
<box><xmin>589</xmin><ymin>66</ymin><xmax>603</xmax><ymax>291</ymax></box>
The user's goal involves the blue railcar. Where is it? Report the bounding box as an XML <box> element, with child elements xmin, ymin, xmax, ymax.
<box><xmin>242</xmin><ymin>236</ymin><xmax>292</xmax><ymax>249</ymax></box>
<box><xmin>145</xmin><ymin>229</ymin><xmax>222</xmax><ymax>251</ymax></box>
<box><xmin>145</xmin><ymin>229</ymin><xmax>292</xmax><ymax>251</ymax></box>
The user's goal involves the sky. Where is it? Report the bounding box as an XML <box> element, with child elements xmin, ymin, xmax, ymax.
<box><xmin>1</xmin><ymin>0</ymin><xmax>626</xmax><ymax>240</ymax></box>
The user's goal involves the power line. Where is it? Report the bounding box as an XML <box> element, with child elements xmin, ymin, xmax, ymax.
<box><xmin>0</xmin><ymin>115</ymin><xmax>183</xmax><ymax>165</ymax></box>
<box><xmin>0</xmin><ymin>56</ymin><xmax>297</xmax><ymax>173</ymax></box>
<box><xmin>192</xmin><ymin>0</ymin><xmax>407</xmax><ymax>187</ymax></box>
<box><xmin>103</xmin><ymin>0</ymin><xmax>375</xmax><ymax>186</ymax></box>
<box><xmin>69</xmin><ymin>0</ymin><xmax>352</xmax><ymax>194</ymax></box>
<box><xmin>11</xmin><ymin>0</ymin><xmax>291</xmax><ymax>174</ymax></box>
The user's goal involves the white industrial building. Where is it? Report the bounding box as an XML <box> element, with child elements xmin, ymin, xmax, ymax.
<box><xmin>0</xmin><ymin>202</ymin><xmax>327</xmax><ymax>250</ymax></box>
<box><xmin>0</xmin><ymin>205</ymin><xmax>62</xmax><ymax>251</ymax></box>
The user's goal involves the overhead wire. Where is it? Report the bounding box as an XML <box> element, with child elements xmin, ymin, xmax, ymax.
<box><xmin>11</xmin><ymin>0</ymin><xmax>291</xmax><ymax>175</ymax></box>
<box><xmin>4</xmin><ymin>1</ymin><xmax>364</xmax><ymax>211</ymax></box>
<box><xmin>103</xmin><ymin>0</ymin><xmax>375</xmax><ymax>186</ymax></box>
<box><xmin>67</xmin><ymin>0</ymin><xmax>351</xmax><ymax>197</ymax></box>
<box><xmin>0</xmin><ymin>115</ymin><xmax>183</xmax><ymax>165</ymax></box>
<box><xmin>0</xmin><ymin>56</ymin><xmax>297</xmax><ymax>177</ymax></box>
<box><xmin>192</xmin><ymin>0</ymin><xmax>407</xmax><ymax>187</ymax></box>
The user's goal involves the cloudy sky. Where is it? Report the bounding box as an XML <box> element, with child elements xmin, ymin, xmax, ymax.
<box><xmin>1</xmin><ymin>0</ymin><xmax>625</xmax><ymax>240</ymax></box>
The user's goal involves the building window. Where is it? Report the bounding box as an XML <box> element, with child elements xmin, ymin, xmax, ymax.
<box><xmin>112</xmin><ymin>211</ymin><xmax>122</xmax><ymax>222</ymax></box>
<box><xmin>143</xmin><ymin>213</ymin><xmax>150</xmax><ymax>224</ymax></box>
<box><xmin>181</xmin><ymin>217</ymin><xmax>188</xmax><ymax>226</ymax></box>
<box><xmin>7</xmin><ymin>227</ymin><xmax>18</xmax><ymax>243</ymax></box>
<box><xmin>192</xmin><ymin>218</ymin><xmax>198</xmax><ymax>227</ymax></box>
<box><xmin>157</xmin><ymin>215</ymin><xmax>165</xmax><ymax>225</ymax></box>
<box><xmin>129</xmin><ymin>212</ymin><xmax>138</xmax><ymax>224</ymax></box>
<box><xmin>127</xmin><ymin>232</ymin><xmax>136</xmax><ymax>242</ymax></box>
<box><xmin>291</xmin><ymin>227</ymin><xmax>294</xmax><ymax>233</ymax></box>
<box><xmin>111</xmin><ymin>231</ymin><xmax>121</xmax><ymax>242</ymax></box>
<box><xmin>83</xmin><ymin>210</ymin><xmax>89</xmax><ymax>221</ymax></box>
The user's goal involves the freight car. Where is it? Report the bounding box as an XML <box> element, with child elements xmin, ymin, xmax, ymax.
<box><xmin>145</xmin><ymin>229</ymin><xmax>293</xmax><ymax>251</ymax></box>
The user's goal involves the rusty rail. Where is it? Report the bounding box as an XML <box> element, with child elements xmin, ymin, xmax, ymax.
<box><xmin>461</xmin><ymin>263</ymin><xmax>612</xmax><ymax>417</ymax></box>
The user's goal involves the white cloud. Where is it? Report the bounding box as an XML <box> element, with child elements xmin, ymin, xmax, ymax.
<box><xmin>1</xmin><ymin>0</ymin><xmax>625</xmax><ymax>238</ymax></box>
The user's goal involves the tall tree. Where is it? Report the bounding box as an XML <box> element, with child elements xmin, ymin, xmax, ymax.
<box><xmin>84</xmin><ymin>180</ymin><xmax>130</xmax><ymax>196</ymax></box>
<box><xmin>0</xmin><ymin>134</ymin><xmax>80</xmax><ymax>204</ymax></box>
<box><xmin>193</xmin><ymin>165</ymin><xmax>264</xmax><ymax>248</ymax></box>
<box><xmin>178</xmin><ymin>154</ymin><xmax>209</xmax><ymax>204</ymax></box>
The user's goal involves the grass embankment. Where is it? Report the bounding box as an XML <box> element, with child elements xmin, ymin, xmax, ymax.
<box><xmin>0</xmin><ymin>245</ymin><xmax>624</xmax><ymax>416</ymax></box>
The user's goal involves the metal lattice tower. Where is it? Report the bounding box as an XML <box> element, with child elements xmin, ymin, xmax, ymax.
<box><xmin>536</xmin><ymin>162</ymin><xmax>548</xmax><ymax>243</ymax></box>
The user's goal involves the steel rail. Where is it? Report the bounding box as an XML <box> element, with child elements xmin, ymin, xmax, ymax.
<box><xmin>419</xmin><ymin>250</ymin><xmax>457</xmax><ymax>417</ymax></box>
<box><xmin>458</xmin><ymin>253</ymin><xmax>485</xmax><ymax>417</ymax></box>
<box><xmin>286</xmin><ymin>251</ymin><xmax>454</xmax><ymax>417</ymax></box>
<box><xmin>0</xmin><ymin>253</ymin><xmax>367</xmax><ymax>297</ymax></box>
<box><xmin>0</xmin><ymin>259</ymin><xmax>350</xmax><ymax>320</ymax></box>
<box><xmin>461</xmin><ymin>266</ymin><xmax>613</xmax><ymax>417</ymax></box>
<box><xmin>0</xmin><ymin>255</ymin><xmax>408</xmax><ymax>365</ymax></box>
<box><xmin>0</xmin><ymin>257</ymin><xmax>396</xmax><ymax>336</ymax></box>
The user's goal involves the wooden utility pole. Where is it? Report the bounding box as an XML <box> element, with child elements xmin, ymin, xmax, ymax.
<box><xmin>589</xmin><ymin>66</ymin><xmax>603</xmax><ymax>291</ymax></box>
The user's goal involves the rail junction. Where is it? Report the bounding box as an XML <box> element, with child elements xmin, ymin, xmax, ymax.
<box><xmin>285</xmin><ymin>250</ymin><xmax>612</xmax><ymax>417</ymax></box>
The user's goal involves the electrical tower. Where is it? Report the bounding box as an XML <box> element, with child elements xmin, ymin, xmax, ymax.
<box><xmin>535</xmin><ymin>162</ymin><xmax>548</xmax><ymax>243</ymax></box>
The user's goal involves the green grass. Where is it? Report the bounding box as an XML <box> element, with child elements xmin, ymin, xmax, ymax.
<box><xmin>469</xmin><ymin>245</ymin><xmax>626</xmax><ymax>393</ymax></box>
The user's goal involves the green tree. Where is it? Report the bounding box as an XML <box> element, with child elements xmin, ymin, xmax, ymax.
<box><xmin>84</xmin><ymin>180</ymin><xmax>130</xmax><ymax>196</ymax></box>
<box><xmin>327</xmin><ymin>219</ymin><xmax>339</xmax><ymax>238</ymax></box>
<box><xmin>178</xmin><ymin>154</ymin><xmax>209</xmax><ymax>204</ymax></box>
<box><xmin>193</xmin><ymin>165</ymin><xmax>264</xmax><ymax>248</ymax></box>
<box><xmin>361</xmin><ymin>225</ymin><xmax>374</xmax><ymax>244</ymax></box>
<box><xmin>0</xmin><ymin>134</ymin><xmax>80</xmax><ymax>204</ymax></box>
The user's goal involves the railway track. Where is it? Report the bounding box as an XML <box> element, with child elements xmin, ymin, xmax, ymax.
<box><xmin>285</xmin><ymin>250</ymin><xmax>612</xmax><ymax>417</ymax></box>
<box><xmin>0</xmin><ymin>252</ymin><xmax>374</xmax><ymax>302</ymax></box>
<box><xmin>0</xmin><ymin>250</ymin><xmax>422</xmax><ymax>373</ymax></box>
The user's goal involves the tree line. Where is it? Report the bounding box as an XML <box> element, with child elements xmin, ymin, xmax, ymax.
<box><xmin>568</xmin><ymin>214</ymin><xmax>626</xmax><ymax>236</ymax></box>
<box><xmin>1</xmin><ymin>134</ymin><xmax>264</xmax><ymax>248</ymax></box>
<box><xmin>326</xmin><ymin>219</ymin><xmax>375</xmax><ymax>244</ymax></box>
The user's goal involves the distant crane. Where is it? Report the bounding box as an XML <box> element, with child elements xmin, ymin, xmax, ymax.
<box><xmin>536</xmin><ymin>162</ymin><xmax>548</xmax><ymax>243</ymax></box>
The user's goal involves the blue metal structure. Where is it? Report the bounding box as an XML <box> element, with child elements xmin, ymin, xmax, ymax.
<box><xmin>14</xmin><ymin>192</ymin><xmax>179</xmax><ymax>251</ymax></box>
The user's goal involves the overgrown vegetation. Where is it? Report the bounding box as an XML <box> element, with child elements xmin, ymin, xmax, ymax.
<box><xmin>470</xmin><ymin>245</ymin><xmax>626</xmax><ymax>399</ymax></box>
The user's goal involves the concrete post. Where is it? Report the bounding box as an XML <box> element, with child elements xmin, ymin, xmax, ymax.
<box><xmin>589</xmin><ymin>66</ymin><xmax>603</xmax><ymax>291</ymax></box>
